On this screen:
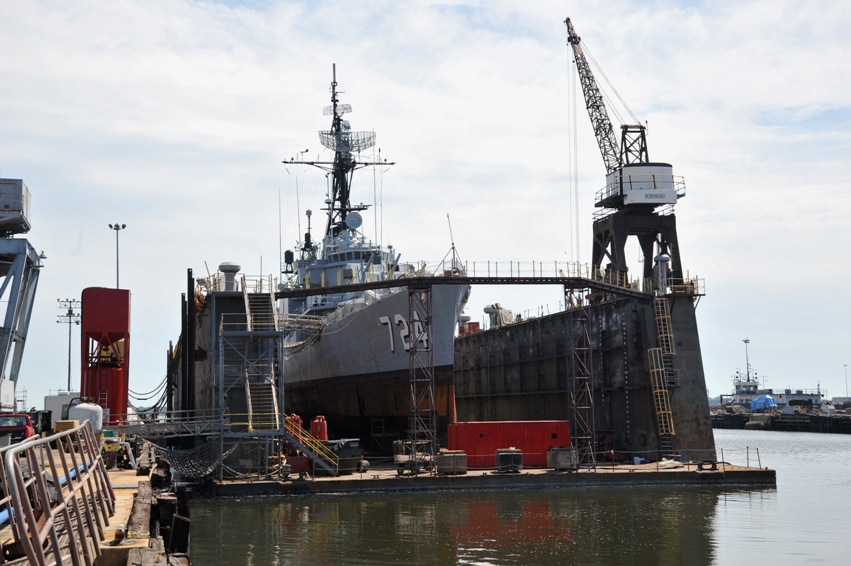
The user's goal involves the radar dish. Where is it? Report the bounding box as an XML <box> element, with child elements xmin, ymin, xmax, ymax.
<box><xmin>323</xmin><ymin>103</ymin><xmax>352</xmax><ymax>116</ymax></box>
<box><xmin>345</xmin><ymin>212</ymin><xmax>363</xmax><ymax>230</ymax></box>
<box><xmin>319</xmin><ymin>130</ymin><xmax>376</xmax><ymax>153</ymax></box>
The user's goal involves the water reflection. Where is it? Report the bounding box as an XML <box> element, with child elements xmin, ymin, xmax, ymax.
<box><xmin>190</xmin><ymin>486</ymin><xmax>763</xmax><ymax>565</ymax></box>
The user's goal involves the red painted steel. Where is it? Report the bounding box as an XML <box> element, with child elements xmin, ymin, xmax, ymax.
<box><xmin>447</xmin><ymin>420</ymin><xmax>571</xmax><ymax>468</ymax></box>
<box><xmin>80</xmin><ymin>287</ymin><xmax>131</xmax><ymax>424</ymax></box>
<box><xmin>310</xmin><ymin>416</ymin><xmax>328</xmax><ymax>441</ymax></box>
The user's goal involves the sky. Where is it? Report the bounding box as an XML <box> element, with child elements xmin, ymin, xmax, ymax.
<box><xmin>1</xmin><ymin>0</ymin><xmax>849</xmax><ymax>409</ymax></box>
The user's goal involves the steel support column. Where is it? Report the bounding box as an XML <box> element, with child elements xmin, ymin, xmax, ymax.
<box><xmin>407</xmin><ymin>283</ymin><xmax>435</xmax><ymax>473</ymax></box>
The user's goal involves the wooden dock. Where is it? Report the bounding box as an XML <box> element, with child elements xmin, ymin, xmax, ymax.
<box><xmin>0</xmin><ymin>440</ymin><xmax>188</xmax><ymax>566</ymax></box>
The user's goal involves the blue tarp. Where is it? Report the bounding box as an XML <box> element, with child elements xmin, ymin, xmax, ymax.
<box><xmin>751</xmin><ymin>394</ymin><xmax>777</xmax><ymax>411</ymax></box>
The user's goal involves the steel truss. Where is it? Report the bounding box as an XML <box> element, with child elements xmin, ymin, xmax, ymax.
<box><xmin>406</xmin><ymin>283</ymin><xmax>435</xmax><ymax>473</ymax></box>
<box><xmin>566</xmin><ymin>287</ymin><xmax>596</xmax><ymax>464</ymax></box>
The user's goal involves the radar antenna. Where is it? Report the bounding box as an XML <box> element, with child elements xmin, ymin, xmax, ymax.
<box><xmin>283</xmin><ymin>65</ymin><xmax>394</xmax><ymax>241</ymax></box>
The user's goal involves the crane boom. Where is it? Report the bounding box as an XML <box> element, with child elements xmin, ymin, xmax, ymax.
<box><xmin>565</xmin><ymin>17</ymin><xmax>620</xmax><ymax>174</ymax></box>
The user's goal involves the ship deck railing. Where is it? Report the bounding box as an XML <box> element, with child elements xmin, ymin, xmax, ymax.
<box><xmin>278</xmin><ymin>259</ymin><xmax>704</xmax><ymax>293</ymax></box>
<box><xmin>105</xmin><ymin>409</ymin><xmax>226</xmax><ymax>438</ymax></box>
<box><xmin>197</xmin><ymin>272</ymin><xmax>279</xmax><ymax>295</ymax></box>
<box><xmin>105</xmin><ymin>410</ymin><xmax>333</xmax><ymax>442</ymax></box>
<box><xmin>194</xmin><ymin>261</ymin><xmax>704</xmax><ymax>308</ymax></box>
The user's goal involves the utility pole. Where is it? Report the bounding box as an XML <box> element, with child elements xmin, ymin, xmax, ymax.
<box><xmin>56</xmin><ymin>299</ymin><xmax>81</xmax><ymax>392</ymax></box>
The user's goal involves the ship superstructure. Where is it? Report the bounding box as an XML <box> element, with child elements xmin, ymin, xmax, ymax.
<box><xmin>280</xmin><ymin>65</ymin><xmax>470</xmax><ymax>445</ymax></box>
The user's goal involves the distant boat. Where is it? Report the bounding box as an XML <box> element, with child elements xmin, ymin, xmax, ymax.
<box><xmin>721</xmin><ymin>370</ymin><xmax>825</xmax><ymax>410</ymax></box>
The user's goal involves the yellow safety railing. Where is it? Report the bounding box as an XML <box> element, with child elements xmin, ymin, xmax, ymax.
<box><xmin>284</xmin><ymin>418</ymin><xmax>339</xmax><ymax>473</ymax></box>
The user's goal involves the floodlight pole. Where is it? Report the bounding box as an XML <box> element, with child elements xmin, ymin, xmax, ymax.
<box><xmin>108</xmin><ymin>223</ymin><xmax>126</xmax><ymax>288</ymax></box>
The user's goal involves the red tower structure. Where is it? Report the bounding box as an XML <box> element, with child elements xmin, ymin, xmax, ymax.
<box><xmin>80</xmin><ymin>287</ymin><xmax>130</xmax><ymax>423</ymax></box>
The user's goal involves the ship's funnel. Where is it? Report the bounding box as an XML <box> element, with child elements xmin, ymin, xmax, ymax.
<box><xmin>219</xmin><ymin>262</ymin><xmax>241</xmax><ymax>291</ymax></box>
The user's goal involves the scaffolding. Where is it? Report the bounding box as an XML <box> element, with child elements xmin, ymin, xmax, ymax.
<box><xmin>566</xmin><ymin>287</ymin><xmax>596</xmax><ymax>464</ymax></box>
<box><xmin>404</xmin><ymin>283</ymin><xmax>436</xmax><ymax>474</ymax></box>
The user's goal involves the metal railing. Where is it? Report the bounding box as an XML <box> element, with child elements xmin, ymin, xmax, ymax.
<box><xmin>2</xmin><ymin>422</ymin><xmax>115</xmax><ymax>565</ymax></box>
<box><xmin>284</xmin><ymin>418</ymin><xmax>339</xmax><ymax>474</ymax></box>
<box><xmin>594</xmin><ymin>173</ymin><xmax>687</xmax><ymax>205</ymax></box>
<box><xmin>215</xmin><ymin>259</ymin><xmax>703</xmax><ymax>300</ymax></box>
<box><xmin>107</xmin><ymin>409</ymin><xmax>224</xmax><ymax>438</ymax></box>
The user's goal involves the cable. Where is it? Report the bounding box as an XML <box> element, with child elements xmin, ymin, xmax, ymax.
<box><xmin>129</xmin><ymin>376</ymin><xmax>168</xmax><ymax>399</ymax></box>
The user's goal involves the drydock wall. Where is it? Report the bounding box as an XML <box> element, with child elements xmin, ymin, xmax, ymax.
<box><xmin>454</xmin><ymin>294</ymin><xmax>715</xmax><ymax>458</ymax></box>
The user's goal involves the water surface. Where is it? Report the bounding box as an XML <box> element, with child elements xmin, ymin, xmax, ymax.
<box><xmin>189</xmin><ymin>430</ymin><xmax>850</xmax><ymax>565</ymax></box>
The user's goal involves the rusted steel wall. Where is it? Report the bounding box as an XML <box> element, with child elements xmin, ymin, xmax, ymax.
<box><xmin>454</xmin><ymin>295</ymin><xmax>715</xmax><ymax>457</ymax></box>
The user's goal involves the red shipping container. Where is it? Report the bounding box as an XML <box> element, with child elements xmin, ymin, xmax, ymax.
<box><xmin>448</xmin><ymin>421</ymin><xmax>570</xmax><ymax>469</ymax></box>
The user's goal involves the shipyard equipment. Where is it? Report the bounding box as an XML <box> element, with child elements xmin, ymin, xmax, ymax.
<box><xmin>80</xmin><ymin>287</ymin><xmax>131</xmax><ymax>423</ymax></box>
<box><xmin>565</xmin><ymin>18</ymin><xmax>686</xmax><ymax>283</ymax></box>
<box><xmin>0</xmin><ymin>178</ymin><xmax>43</xmax><ymax>412</ymax></box>
<box><xmin>452</xmin><ymin>20</ymin><xmax>714</xmax><ymax>464</ymax></box>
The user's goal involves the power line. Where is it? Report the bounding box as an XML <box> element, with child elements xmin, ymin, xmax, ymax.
<box><xmin>56</xmin><ymin>299</ymin><xmax>81</xmax><ymax>392</ymax></box>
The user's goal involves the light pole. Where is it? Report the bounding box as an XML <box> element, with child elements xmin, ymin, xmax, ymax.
<box><xmin>742</xmin><ymin>338</ymin><xmax>751</xmax><ymax>382</ymax></box>
<box><xmin>56</xmin><ymin>299</ymin><xmax>81</xmax><ymax>392</ymax></box>
<box><xmin>845</xmin><ymin>364</ymin><xmax>848</xmax><ymax>398</ymax></box>
<box><xmin>108</xmin><ymin>223</ymin><xmax>126</xmax><ymax>288</ymax></box>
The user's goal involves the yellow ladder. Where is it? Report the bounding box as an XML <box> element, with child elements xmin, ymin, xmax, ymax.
<box><xmin>653</xmin><ymin>298</ymin><xmax>675</xmax><ymax>355</ymax></box>
<box><xmin>648</xmin><ymin>348</ymin><xmax>676</xmax><ymax>438</ymax></box>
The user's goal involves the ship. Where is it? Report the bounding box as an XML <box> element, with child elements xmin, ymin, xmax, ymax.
<box><xmin>718</xmin><ymin>369</ymin><xmax>826</xmax><ymax>410</ymax></box>
<box><xmin>278</xmin><ymin>65</ymin><xmax>470</xmax><ymax>444</ymax></box>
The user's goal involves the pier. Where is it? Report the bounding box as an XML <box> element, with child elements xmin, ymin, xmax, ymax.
<box><xmin>712</xmin><ymin>412</ymin><xmax>851</xmax><ymax>434</ymax></box>
<box><xmin>0</xmin><ymin>423</ymin><xmax>188</xmax><ymax>566</ymax></box>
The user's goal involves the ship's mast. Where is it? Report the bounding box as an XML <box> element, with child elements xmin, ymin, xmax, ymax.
<box><xmin>319</xmin><ymin>64</ymin><xmax>376</xmax><ymax>239</ymax></box>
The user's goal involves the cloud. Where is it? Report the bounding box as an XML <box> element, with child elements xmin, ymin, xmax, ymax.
<box><xmin>1</xmin><ymin>0</ymin><xmax>849</xmax><ymax>407</ymax></box>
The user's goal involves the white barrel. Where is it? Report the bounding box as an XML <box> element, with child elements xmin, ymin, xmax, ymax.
<box><xmin>68</xmin><ymin>403</ymin><xmax>104</xmax><ymax>436</ymax></box>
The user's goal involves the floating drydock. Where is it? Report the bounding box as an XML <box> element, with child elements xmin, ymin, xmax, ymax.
<box><xmin>205</xmin><ymin>461</ymin><xmax>775</xmax><ymax>497</ymax></box>
<box><xmin>454</xmin><ymin>288</ymin><xmax>715</xmax><ymax>459</ymax></box>
<box><xmin>162</xmin><ymin>19</ymin><xmax>719</xmax><ymax>479</ymax></box>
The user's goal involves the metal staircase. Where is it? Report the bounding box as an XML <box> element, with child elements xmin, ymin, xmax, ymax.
<box><xmin>284</xmin><ymin>418</ymin><xmax>339</xmax><ymax>475</ymax></box>
<box><xmin>246</xmin><ymin>380</ymin><xmax>279</xmax><ymax>432</ymax></box>
<box><xmin>245</xmin><ymin>292</ymin><xmax>278</xmax><ymax>331</ymax></box>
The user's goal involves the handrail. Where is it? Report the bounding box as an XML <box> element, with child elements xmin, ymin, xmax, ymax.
<box><xmin>3</xmin><ymin>422</ymin><xmax>115</xmax><ymax>565</ymax></box>
<box><xmin>284</xmin><ymin>418</ymin><xmax>339</xmax><ymax>473</ymax></box>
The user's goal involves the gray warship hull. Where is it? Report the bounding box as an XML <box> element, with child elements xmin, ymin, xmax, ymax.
<box><xmin>283</xmin><ymin>283</ymin><xmax>469</xmax><ymax>440</ymax></box>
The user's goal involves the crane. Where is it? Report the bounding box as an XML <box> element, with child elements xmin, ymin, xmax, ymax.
<box><xmin>565</xmin><ymin>17</ymin><xmax>649</xmax><ymax>176</ymax></box>
<box><xmin>565</xmin><ymin>17</ymin><xmax>686</xmax><ymax>283</ymax></box>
